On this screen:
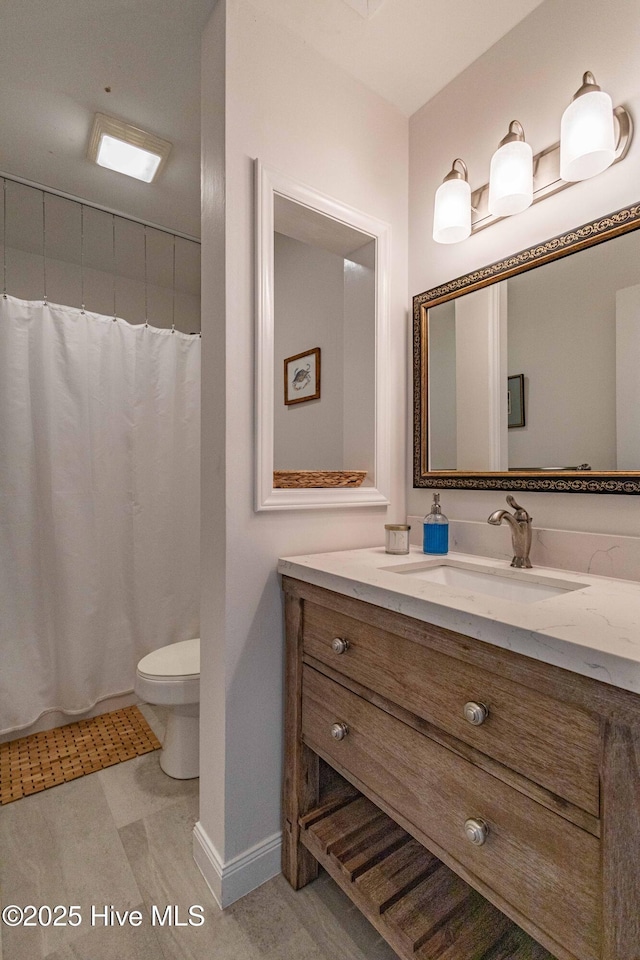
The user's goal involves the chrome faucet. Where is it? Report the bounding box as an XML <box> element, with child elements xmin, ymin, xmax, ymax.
<box><xmin>488</xmin><ymin>495</ymin><xmax>532</xmax><ymax>568</ymax></box>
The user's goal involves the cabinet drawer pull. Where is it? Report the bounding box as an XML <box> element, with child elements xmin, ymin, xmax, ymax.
<box><xmin>464</xmin><ymin>818</ymin><xmax>489</xmax><ymax>846</ymax></box>
<box><xmin>330</xmin><ymin>722</ymin><xmax>349</xmax><ymax>741</ymax></box>
<box><xmin>464</xmin><ymin>701</ymin><xmax>489</xmax><ymax>726</ymax></box>
<box><xmin>331</xmin><ymin>637</ymin><xmax>350</xmax><ymax>654</ymax></box>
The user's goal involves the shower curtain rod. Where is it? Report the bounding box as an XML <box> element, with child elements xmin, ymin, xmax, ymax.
<box><xmin>0</xmin><ymin>170</ymin><xmax>200</xmax><ymax>245</ymax></box>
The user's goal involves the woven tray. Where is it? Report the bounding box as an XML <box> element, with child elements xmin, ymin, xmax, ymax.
<box><xmin>274</xmin><ymin>470</ymin><xmax>366</xmax><ymax>488</ymax></box>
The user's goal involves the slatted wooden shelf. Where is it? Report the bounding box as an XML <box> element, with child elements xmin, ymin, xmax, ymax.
<box><xmin>300</xmin><ymin>790</ymin><xmax>556</xmax><ymax>960</ymax></box>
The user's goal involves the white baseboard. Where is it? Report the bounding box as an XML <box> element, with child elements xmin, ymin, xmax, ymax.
<box><xmin>193</xmin><ymin>820</ymin><xmax>282</xmax><ymax>908</ymax></box>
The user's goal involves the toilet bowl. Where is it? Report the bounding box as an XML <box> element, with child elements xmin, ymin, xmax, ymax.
<box><xmin>135</xmin><ymin>637</ymin><xmax>200</xmax><ymax>779</ymax></box>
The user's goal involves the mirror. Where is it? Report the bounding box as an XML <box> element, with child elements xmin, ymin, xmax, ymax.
<box><xmin>255</xmin><ymin>161</ymin><xmax>391</xmax><ymax>510</ymax></box>
<box><xmin>414</xmin><ymin>202</ymin><xmax>640</xmax><ymax>494</ymax></box>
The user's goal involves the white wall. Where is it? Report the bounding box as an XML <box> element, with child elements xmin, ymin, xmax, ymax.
<box><xmin>2</xmin><ymin>245</ymin><xmax>201</xmax><ymax>333</ymax></box>
<box><xmin>342</xmin><ymin>240</ymin><xmax>376</xmax><ymax>481</ymax></box>
<box><xmin>454</xmin><ymin>285</ymin><xmax>507</xmax><ymax>472</ymax></box>
<box><xmin>409</xmin><ymin>0</ymin><xmax>640</xmax><ymax>535</ymax></box>
<box><xmin>616</xmin><ymin>283</ymin><xmax>640</xmax><ymax>470</ymax></box>
<box><xmin>199</xmin><ymin>0</ymin><xmax>407</xmax><ymax>902</ymax></box>
<box><xmin>273</xmin><ymin>234</ymin><xmax>345</xmax><ymax>470</ymax></box>
<box><xmin>0</xmin><ymin>182</ymin><xmax>201</xmax><ymax>332</ymax></box>
<box><xmin>506</xmin><ymin>234</ymin><xmax>640</xmax><ymax>471</ymax></box>
<box><xmin>199</xmin><ymin>0</ymin><xmax>227</xmax><ymax>876</ymax></box>
<box><xmin>428</xmin><ymin>301</ymin><xmax>457</xmax><ymax>470</ymax></box>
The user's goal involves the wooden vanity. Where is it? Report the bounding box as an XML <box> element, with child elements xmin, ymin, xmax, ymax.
<box><xmin>282</xmin><ymin>575</ymin><xmax>640</xmax><ymax>960</ymax></box>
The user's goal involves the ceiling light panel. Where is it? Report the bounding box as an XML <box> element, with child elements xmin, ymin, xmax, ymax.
<box><xmin>87</xmin><ymin>113</ymin><xmax>171</xmax><ymax>183</ymax></box>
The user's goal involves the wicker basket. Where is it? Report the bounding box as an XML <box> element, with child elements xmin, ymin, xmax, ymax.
<box><xmin>273</xmin><ymin>470</ymin><xmax>367</xmax><ymax>489</ymax></box>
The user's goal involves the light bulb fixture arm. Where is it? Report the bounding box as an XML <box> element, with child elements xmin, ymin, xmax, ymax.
<box><xmin>444</xmin><ymin>158</ymin><xmax>469</xmax><ymax>182</ymax></box>
<box><xmin>572</xmin><ymin>71</ymin><xmax>601</xmax><ymax>100</ymax></box>
<box><xmin>499</xmin><ymin>120</ymin><xmax>526</xmax><ymax>147</ymax></box>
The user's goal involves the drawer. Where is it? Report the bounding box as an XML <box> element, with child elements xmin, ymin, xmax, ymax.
<box><xmin>302</xmin><ymin>665</ymin><xmax>600</xmax><ymax>960</ymax></box>
<box><xmin>304</xmin><ymin>601</ymin><xmax>600</xmax><ymax>815</ymax></box>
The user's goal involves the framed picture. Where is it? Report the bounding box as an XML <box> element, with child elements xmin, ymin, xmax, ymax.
<box><xmin>284</xmin><ymin>347</ymin><xmax>321</xmax><ymax>405</ymax></box>
<box><xmin>508</xmin><ymin>374</ymin><xmax>525</xmax><ymax>428</ymax></box>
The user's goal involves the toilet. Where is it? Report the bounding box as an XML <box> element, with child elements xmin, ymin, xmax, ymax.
<box><xmin>135</xmin><ymin>637</ymin><xmax>200</xmax><ymax>779</ymax></box>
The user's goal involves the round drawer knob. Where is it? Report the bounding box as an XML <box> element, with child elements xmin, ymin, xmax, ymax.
<box><xmin>331</xmin><ymin>637</ymin><xmax>350</xmax><ymax>654</ymax></box>
<box><xmin>463</xmin><ymin>701</ymin><xmax>489</xmax><ymax>726</ymax></box>
<box><xmin>330</xmin><ymin>722</ymin><xmax>349</xmax><ymax>741</ymax></box>
<box><xmin>464</xmin><ymin>818</ymin><xmax>489</xmax><ymax>846</ymax></box>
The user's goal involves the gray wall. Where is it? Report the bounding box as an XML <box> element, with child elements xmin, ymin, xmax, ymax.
<box><xmin>273</xmin><ymin>233</ymin><xmax>345</xmax><ymax>470</ymax></box>
<box><xmin>0</xmin><ymin>181</ymin><xmax>200</xmax><ymax>333</ymax></box>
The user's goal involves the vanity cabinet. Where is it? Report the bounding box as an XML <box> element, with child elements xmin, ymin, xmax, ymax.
<box><xmin>282</xmin><ymin>576</ymin><xmax>640</xmax><ymax>960</ymax></box>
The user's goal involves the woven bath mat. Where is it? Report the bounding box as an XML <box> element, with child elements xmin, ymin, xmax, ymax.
<box><xmin>0</xmin><ymin>705</ymin><xmax>161</xmax><ymax>805</ymax></box>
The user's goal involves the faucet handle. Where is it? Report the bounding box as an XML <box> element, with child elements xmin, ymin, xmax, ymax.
<box><xmin>505</xmin><ymin>495</ymin><xmax>531</xmax><ymax>522</ymax></box>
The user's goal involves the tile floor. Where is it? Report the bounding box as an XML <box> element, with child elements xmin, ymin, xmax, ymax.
<box><xmin>0</xmin><ymin>705</ymin><xmax>399</xmax><ymax>960</ymax></box>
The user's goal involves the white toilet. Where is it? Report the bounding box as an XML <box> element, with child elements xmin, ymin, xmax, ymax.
<box><xmin>135</xmin><ymin>637</ymin><xmax>200</xmax><ymax>779</ymax></box>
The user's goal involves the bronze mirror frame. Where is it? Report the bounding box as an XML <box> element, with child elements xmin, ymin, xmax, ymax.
<box><xmin>413</xmin><ymin>202</ymin><xmax>640</xmax><ymax>494</ymax></box>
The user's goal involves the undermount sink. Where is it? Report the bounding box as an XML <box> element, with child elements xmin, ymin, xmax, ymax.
<box><xmin>382</xmin><ymin>559</ymin><xmax>586</xmax><ymax>604</ymax></box>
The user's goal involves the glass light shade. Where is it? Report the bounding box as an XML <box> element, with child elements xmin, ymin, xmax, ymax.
<box><xmin>96</xmin><ymin>134</ymin><xmax>162</xmax><ymax>183</ymax></box>
<box><xmin>432</xmin><ymin>178</ymin><xmax>471</xmax><ymax>244</ymax></box>
<box><xmin>488</xmin><ymin>140</ymin><xmax>533</xmax><ymax>217</ymax></box>
<box><xmin>560</xmin><ymin>90</ymin><xmax>615</xmax><ymax>182</ymax></box>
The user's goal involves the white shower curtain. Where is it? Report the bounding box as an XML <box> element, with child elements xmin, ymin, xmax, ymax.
<box><xmin>0</xmin><ymin>295</ymin><xmax>200</xmax><ymax>735</ymax></box>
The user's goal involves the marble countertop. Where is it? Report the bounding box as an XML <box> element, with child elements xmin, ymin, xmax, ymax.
<box><xmin>278</xmin><ymin>546</ymin><xmax>640</xmax><ymax>695</ymax></box>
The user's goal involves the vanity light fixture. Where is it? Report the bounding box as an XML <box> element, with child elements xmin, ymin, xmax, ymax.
<box><xmin>488</xmin><ymin>121</ymin><xmax>533</xmax><ymax>217</ymax></box>
<box><xmin>87</xmin><ymin>113</ymin><xmax>172</xmax><ymax>183</ymax></box>
<box><xmin>560</xmin><ymin>72</ymin><xmax>616</xmax><ymax>181</ymax></box>
<box><xmin>432</xmin><ymin>71</ymin><xmax>632</xmax><ymax>243</ymax></box>
<box><xmin>432</xmin><ymin>159</ymin><xmax>471</xmax><ymax>244</ymax></box>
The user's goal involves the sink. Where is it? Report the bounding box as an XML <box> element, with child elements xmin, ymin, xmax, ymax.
<box><xmin>382</xmin><ymin>560</ymin><xmax>586</xmax><ymax>604</ymax></box>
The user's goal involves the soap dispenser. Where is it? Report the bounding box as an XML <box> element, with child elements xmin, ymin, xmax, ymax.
<box><xmin>423</xmin><ymin>493</ymin><xmax>448</xmax><ymax>555</ymax></box>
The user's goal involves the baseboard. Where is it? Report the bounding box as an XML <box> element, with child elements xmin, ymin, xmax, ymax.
<box><xmin>193</xmin><ymin>820</ymin><xmax>282</xmax><ymax>908</ymax></box>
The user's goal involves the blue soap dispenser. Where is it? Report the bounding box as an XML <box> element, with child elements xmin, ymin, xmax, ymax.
<box><xmin>423</xmin><ymin>493</ymin><xmax>448</xmax><ymax>555</ymax></box>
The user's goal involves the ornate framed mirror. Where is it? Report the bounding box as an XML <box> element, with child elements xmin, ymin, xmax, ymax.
<box><xmin>414</xmin><ymin>202</ymin><xmax>640</xmax><ymax>494</ymax></box>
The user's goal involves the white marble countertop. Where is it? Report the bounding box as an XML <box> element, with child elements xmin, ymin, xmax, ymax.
<box><xmin>278</xmin><ymin>546</ymin><xmax>640</xmax><ymax>695</ymax></box>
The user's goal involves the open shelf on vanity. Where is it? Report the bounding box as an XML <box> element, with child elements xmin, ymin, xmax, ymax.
<box><xmin>301</xmin><ymin>766</ymin><xmax>555</xmax><ymax>960</ymax></box>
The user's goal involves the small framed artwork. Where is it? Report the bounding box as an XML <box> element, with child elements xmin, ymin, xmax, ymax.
<box><xmin>284</xmin><ymin>347</ymin><xmax>321</xmax><ymax>405</ymax></box>
<box><xmin>508</xmin><ymin>374</ymin><xmax>525</xmax><ymax>428</ymax></box>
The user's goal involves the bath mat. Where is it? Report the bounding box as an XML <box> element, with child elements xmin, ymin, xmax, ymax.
<box><xmin>0</xmin><ymin>705</ymin><xmax>161</xmax><ymax>805</ymax></box>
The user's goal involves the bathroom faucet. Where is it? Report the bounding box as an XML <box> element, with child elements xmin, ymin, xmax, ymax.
<box><xmin>487</xmin><ymin>495</ymin><xmax>532</xmax><ymax>568</ymax></box>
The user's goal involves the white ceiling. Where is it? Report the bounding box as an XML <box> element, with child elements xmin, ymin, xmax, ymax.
<box><xmin>257</xmin><ymin>0</ymin><xmax>545</xmax><ymax>117</ymax></box>
<box><xmin>0</xmin><ymin>0</ymin><xmax>544</xmax><ymax>239</ymax></box>
<box><xmin>0</xmin><ymin>0</ymin><xmax>215</xmax><ymax>239</ymax></box>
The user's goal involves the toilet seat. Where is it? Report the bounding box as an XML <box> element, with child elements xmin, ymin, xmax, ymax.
<box><xmin>135</xmin><ymin>637</ymin><xmax>199</xmax><ymax>708</ymax></box>
<box><xmin>137</xmin><ymin>636</ymin><xmax>199</xmax><ymax>681</ymax></box>
<box><xmin>135</xmin><ymin>672</ymin><xmax>199</xmax><ymax>706</ymax></box>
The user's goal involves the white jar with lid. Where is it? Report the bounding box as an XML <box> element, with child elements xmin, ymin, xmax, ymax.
<box><xmin>384</xmin><ymin>524</ymin><xmax>411</xmax><ymax>555</ymax></box>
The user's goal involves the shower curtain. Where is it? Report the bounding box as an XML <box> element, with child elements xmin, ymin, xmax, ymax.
<box><xmin>0</xmin><ymin>295</ymin><xmax>200</xmax><ymax>735</ymax></box>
